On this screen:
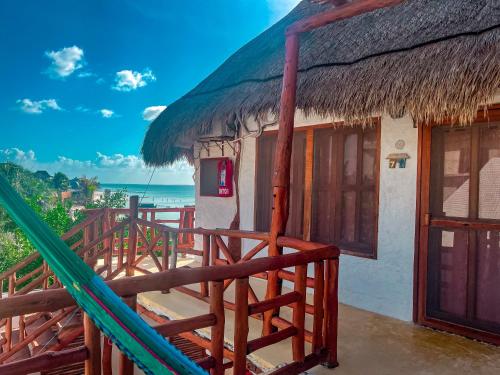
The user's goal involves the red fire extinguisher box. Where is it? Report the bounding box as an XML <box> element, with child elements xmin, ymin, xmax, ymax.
<box><xmin>199</xmin><ymin>157</ymin><xmax>233</xmax><ymax>198</ymax></box>
<box><xmin>217</xmin><ymin>158</ymin><xmax>233</xmax><ymax>197</ymax></box>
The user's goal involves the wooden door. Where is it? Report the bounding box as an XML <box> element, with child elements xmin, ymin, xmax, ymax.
<box><xmin>417</xmin><ymin>109</ymin><xmax>500</xmax><ymax>344</ymax></box>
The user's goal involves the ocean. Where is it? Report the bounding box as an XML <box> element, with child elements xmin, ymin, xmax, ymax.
<box><xmin>99</xmin><ymin>184</ymin><xmax>195</xmax><ymax>208</ymax></box>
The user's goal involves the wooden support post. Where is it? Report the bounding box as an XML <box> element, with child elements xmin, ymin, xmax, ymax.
<box><xmin>210</xmin><ymin>235</ymin><xmax>219</xmax><ymax>267</ymax></box>
<box><xmin>5</xmin><ymin>274</ymin><xmax>15</xmax><ymax>350</ymax></box>
<box><xmin>126</xmin><ymin>196</ymin><xmax>139</xmax><ymax>277</ymax></box>
<box><xmin>162</xmin><ymin>231</ymin><xmax>171</xmax><ymax>294</ymax></box>
<box><xmin>292</xmin><ymin>264</ymin><xmax>306</xmax><ymax>362</ymax></box>
<box><xmin>312</xmin><ymin>261</ymin><xmax>325</xmax><ymax>353</ymax></box>
<box><xmin>83</xmin><ymin>225</ymin><xmax>93</xmax><ymax>269</ymax></box>
<box><xmin>103</xmin><ymin>208</ymin><xmax>112</xmax><ymax>277</ymax></box>
<box><xmin>210</xmin><ymin>281</ymin><xmax>225</xmax><ymax>375</ymax></box>
<box><xmin>170</xmin><ymin>232</ymin><xmax>178</xmax><ymax>270</ymax></box>
<box><xmin>233</xmin><ymin>278</ymin><xmax>249</xmax><ymax>374</ymax></box>
<box><xmin>42</xmin><ymin>261</ymin><xmax>49</xmax><ymax>289</ymax></box>
<box><xmin>118</xmin><ymin>227</ymin><xmax>125</xmax><ymax>271</ymax></box>
<box><xmin>84</xmin><ymin>313</ymin><xmax>101</xmax><ymax>375</ymax></box>
<box><xmin>264</xmin><ymin>32</ymin><xmax>300</xmax><ymax>337</ymax></box>
<box><xmin>102</xmin><ymin>336</ymin><xmax>113</xmax><ymax>375</ymax></box>
<box><xmin>201</xmin><ymin>234</ymin><xmax>210</xmax><ymax>297</ymax></box>
<box><xmin>323</xmin><ymin>258</ymin><xmax>339</xmax><ymax>368</ymax></box>
<box><xmin>119</xmin><ymin>295</ymin><xmax>137</xmax><ymax>375</ymax></box>
<box><xmin>162</xmin><ymin>231</ymin><xmax>169</xmax><ymax>272</ymax></box>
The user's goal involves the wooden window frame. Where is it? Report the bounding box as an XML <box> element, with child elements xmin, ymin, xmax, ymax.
<box><xmin>254</xmin><ymin>120</ymin><xmax>381</xmax><ymax>259</ymax></box>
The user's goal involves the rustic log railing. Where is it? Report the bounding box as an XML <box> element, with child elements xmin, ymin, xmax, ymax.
<box><xmin>0</xmin><ymin>245</ymin><xmax>339</xmax><ymax>374</ymax></box>
<box><xmin>0</xmin><ymin>197</ymin><xmax>339</xmax><ymax>374</ymax></box>
<box><xmin>0</xmin><ymin>202</ymin><xmax>195</xmax><ymax>366</ymax></box>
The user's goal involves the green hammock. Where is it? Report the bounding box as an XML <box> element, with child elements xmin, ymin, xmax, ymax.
<box><xmin>0</xmin><ymin>174</ymin><xmax>206</xmax><ymax>375</ymax></box>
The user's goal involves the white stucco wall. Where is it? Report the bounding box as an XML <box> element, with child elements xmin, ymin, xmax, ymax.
<box><xmin>193</xmin><ymin>137</ymin><xmax>257</xmax><ymax>251</ymax></box>
<box><xmin>338</xmin><ymin>116</ymin><xmax>417</xmax><ymax>321</ymax></box>
<box><xmin>193</xmin><ymin>113</ymin><xmax>418</xmax><ymax>321</ymax></box>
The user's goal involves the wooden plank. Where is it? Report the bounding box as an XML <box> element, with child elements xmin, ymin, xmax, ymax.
<box><xmin>119</xmin><ymin>295</ymin><xmax>136</xmax><ymax>375</ymax></box>
<box><xmin>0</xmin><ymin>346</ymin><xmax>87</xmax><ymax>375</ymax></box>
<box><xmin>249</xmin><ymin>292</ymin><xmax>301</xmax><ymax>316</ymax></box>
<box><xmin>287</xmin><ymin>0</ymin><xmax>405</xmax><ymax>34</ymax></box>
<box><xmin>292</xmin><ymin>264</ymin><xmax>306</xmax><ymax>362</ymax></box>
<box><xmin>102</xmin><ymin>336</ymin><xmax>113</xmax><ymax>375</ymax></box>
<box><xmin>126</xmin><ymin>196</ymin><xmax>139</xmax><ymax>277</ymax></box>
<box><xmin>269</xmin><ymin>351</ymin><xmax>326</xmax><ymax>375</ymax></box>
<box><xmin>324</xmin><ymin>259</ymin><xmax>339</xmax><ymax>367</ymax></box>
<box><xmin>312</xmin><ymin>261</ymin><xmax>325</xmax><ymax>353</ymax></box>
<box><xmin>247</xmin><ymin>326</ymin><xmax>297</xmax><ymax>354</ymax></box>
<box><xmin>233</xmin><ymin>278</ymin><xmax>249</xmax><ymax>374</ymax></box>
<box><xmin>201</xmin><ymin>235</ymin><xmax>210</xmax><ymax>297</ymax></box>
<box><xmin>0</xmin><ymin>247</ymin><xmax>338</xmax><ymax>318</ymax></box>
<box><xmin>210</xmin><ymin>281</ymin><xmax>225</xmax><ymax>375</ymax></box>
<box><xmin>84</xmin><ymin>314</ymin><xmax>101</xmax><ymax>375</ymax></box>
<box><xmin>155</xmin><ymin>314</ymin><xmax>216</xmax><ymax>337</ymax></box>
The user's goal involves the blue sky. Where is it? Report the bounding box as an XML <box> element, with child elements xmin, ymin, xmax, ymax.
<box><xmin>0</xmin><ymin>0</ymin><xmax>300</xmax><ymax>184</ymax></box>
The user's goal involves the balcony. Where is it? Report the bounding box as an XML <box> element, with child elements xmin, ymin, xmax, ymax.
<box><xmin>1</xmin><ymin>198</ymin><xmax>500</xmax><ymax>374</ymax></box>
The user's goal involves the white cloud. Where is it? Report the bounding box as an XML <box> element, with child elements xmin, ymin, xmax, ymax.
<box><xmin>0</xmin><ymin>148</ymin><xmax>194</xmax><ymax>184</ymax></box>
<box><xmin>142</xmin><ymin>105</ymin><xmax>167</xmax><ymax>121</ymax></box>
<box><xmin>44</xmin><ymin>46</ymin><xmax>84</xmax><ymax>79</ymax></box>
<box><xmin>267</xmin><ymin>0</ymin><xmax>301</xmax><ymax>21</ymax></box>
<box><xmin>0</xmin><ymin>148</ymin><xmax>36</xmax><ymax>162</ymax></box>
<box><xmin>96</xmin><ymin>152</ymin><xmax>145</xmax><ymax>168</ymax></box>
<box><xmin>17</xmin><ymin>98</ymin><xmax>62</xmax><ymax>114</ymax></box>
<box><xmin>100</xmin><ymin>109</ymin><xmax>115</xmax><ymax>118</ymax></box>
<box><xmin>112</xmin><ymin>69</ymin><xmax>156</xmax><ymax>92</ymax></box>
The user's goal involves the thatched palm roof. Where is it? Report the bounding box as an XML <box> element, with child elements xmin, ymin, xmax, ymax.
<box><xmin>142</xmin><ymin>0</ymin><xmax>500</xmax><ymax>166</ymax></box>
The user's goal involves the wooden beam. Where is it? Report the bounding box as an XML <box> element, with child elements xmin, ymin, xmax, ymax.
<box><xmin>0</xmin><ymin>346</ymin><xmax>88</xmax><ymax>375</ymax></box>
<box><xmin>287</xmin><ymin>0</ymin><xmax>405</xmax><ymax>35</ymax></box>
<box><xmin>210</xmin><ymin>281</ymin><xmax>225</xmax><ymax>375</ymax></box>
<box><xmin>127</xmin><ymin>196</ymin><xmax>139</xmax><ymax>277</ymax></box>
<box><xmin>0</xmin><ymin>246</ymin><xmax>338</xmax><ymax>318</ymax></box>
<box><xmin>264</xmin><ymin>32</ymin><xmax>301</xmax><ymax>337</ymax></box>
<box><xmin>323</xmin><ymin>259</ymin><xmax>339</xmax><ymax>368</ymax></box>
<box><xmin>84</xmin><ymin>313</ymin><xmax>101</xmax><ymax>375</ymax></box>
<box><xmin>155</xmin><ymin>314</ymin><xmax>216</xmax><ymax>337</ymax></box>
<box><xmin>233</xmin><ymin>278</ymin><xmax>249</xmax><ymax>375</ymax></box>
<box><xmin>119</xmin><ymin>295</ymin><xmax>137</xmax><ymax>375</ymax></box>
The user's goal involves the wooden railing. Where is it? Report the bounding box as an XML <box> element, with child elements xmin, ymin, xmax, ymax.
<box><xmin>0</xmin><ymin>201</ymin><xmax>195</xmax><ymax>364</ymax></box>
<box><xmin>0</xmin><ymin>197</ymin><xmax>339</xmax><ymax>374</ymax></box>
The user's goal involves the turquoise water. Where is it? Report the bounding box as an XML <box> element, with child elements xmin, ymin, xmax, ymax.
<box><xmin>99</xmin><ymin>184</ymin><xmax>195</xmax><ymax>208</ymax></box>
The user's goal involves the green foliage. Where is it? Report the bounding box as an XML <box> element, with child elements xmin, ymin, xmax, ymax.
<box><xmin>0</xmin><ymin>163</ymin><xmax>128</xmax><ymax>285</ymax></box>
<box><xmin>86</xmin><ymin>189</ymin><xmax>128</xmax><ymax>209</ymax></box>
<box><xmin>0</xmin><ymin>232</ymin><xmax>33</xmax><ymax>274</ymax></box>
<box><xmin>78</xmin><ymin>176</ymin><xmax>100</xmax><ymax>204</ymax></box>
<box><xmin>53</xmin><ymin>172</ymin><xmax>70</xmax><ymax>191</ymax></box>
<box><xmin>0</xmin><ymin>163</ymin><xmax>76</xmax><ymax>279</ymax></box>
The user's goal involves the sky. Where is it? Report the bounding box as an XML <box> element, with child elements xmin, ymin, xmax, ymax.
<box><xmin>0</xmin><ymin>0</ymin><xmax>300</xmax><ymax>185</ymax></box>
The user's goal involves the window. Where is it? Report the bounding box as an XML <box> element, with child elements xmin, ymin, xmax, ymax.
<box><xmin>254</xmin><ymin>124</ymin><xmax>380</xmax><ymax>258</ymax></box>
<box><xmin>255</xmin><ymin>131</ymin><xmax>306</xmax><ymax>238</ymax></box>
<box><xmin>311</xmin><ymin>126</ymin><xmax>379</xmax><ymax>257</ymax></box>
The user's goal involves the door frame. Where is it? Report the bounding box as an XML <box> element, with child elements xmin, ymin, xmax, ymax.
<box><xmin>414</xmin><ymin>104</ymin><xmax>500</xmax><ymax>345</ymax></box>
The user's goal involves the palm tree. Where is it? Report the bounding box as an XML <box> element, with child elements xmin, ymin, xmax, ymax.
<box><xmin>78</xmin><ymin>176</ymin><xmax>100</xmax><ymax>204</ymax></box>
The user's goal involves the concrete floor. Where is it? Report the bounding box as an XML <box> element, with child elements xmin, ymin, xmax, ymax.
<box><xmin>128</xmin><ymin>257</ymin><xmax>500</xmax><ymax>374</ymax></box>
